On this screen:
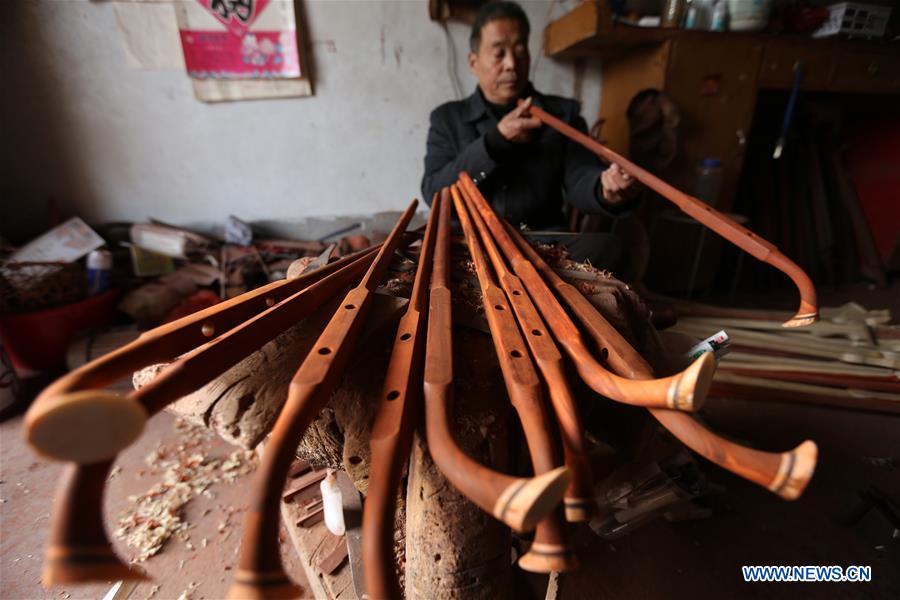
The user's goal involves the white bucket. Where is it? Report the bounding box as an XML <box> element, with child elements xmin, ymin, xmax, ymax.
<box><xmin>726</xmin><ymin>0</ymin><xmax>773</xmax><ymax>31</ymax></box>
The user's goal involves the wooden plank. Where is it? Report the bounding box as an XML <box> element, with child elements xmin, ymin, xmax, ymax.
<box><xmin>724</xmin><ymin>351</ymin><xmax>898</xmax><ymax>377</ymax></box>
<box><xmin>283</xmin><ymin>469</ymin><xmax>327</xmax><ymax>502</ymax></box>
<box><xmin>281</xmin><ymin>481</ymin><xmax>353</xmax><ymax>599</ymax></box>
<box><xmin>316</xmin><ymin>534</ymin><xmax>349</xmax><ymax>576</ymax></box>
<box><xmin>671</xmin><ymin>322</ymin><xmax>900</xmax><ymax>369</ymax></box>
<box><xmin>710</xmin><ymin>372</ymin><xmax>900</xmax><ymax>415</ymax></box>
<box><xmin>543</xmin><ymin>1</ymin><xmax>610</xmax><ymax>58</ymax></box>
<box><xmin>678</xmin><ymin>315</ymin><xmax>874</xmax><ymax>345</ymax></box>
<box><xmin>717</xmin><ymin>364</ymin><xmax>900</xmax><ymax>394</ymax></box>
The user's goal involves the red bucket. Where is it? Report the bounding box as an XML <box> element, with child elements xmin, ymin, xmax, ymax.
<box><xmin>0</xmin><ymin>290</ymin><xmax>119</xmax><ymax>372</ymax></box>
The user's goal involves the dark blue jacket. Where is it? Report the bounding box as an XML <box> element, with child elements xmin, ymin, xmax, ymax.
<box><xmin>421</xmin><ymin>86</ymin><xmax>629</xmax><ymax>228</ymax></box>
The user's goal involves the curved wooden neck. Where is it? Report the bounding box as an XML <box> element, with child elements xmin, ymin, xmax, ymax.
<box><xmin>501</xmin><ymin>219</ymin><xmax>818</xmax><ymax>500</ymax></box>
<box><xmin>422</xmin><ymin>188</ymin><xmax>571</xmax><ymax>533</ymax></box>
<box><xmin>230</xmin><ymin>200</ymin><xmax>418</xmax><ymax>599</ymax></box>
<box><xmin>363</xmin><ymin>194</ymin><xmax>440</xmax><ymax>600</ymax></box>
<box><xmin>456</xmin><ymin>184</ymin><xmax>595</xmax><ymax>522</ymax></box>
<box><xmin>37</xmin><ymin>249</ymin><xmax>388</xmax><ymax>590</ymax></box>
<box><xmin>458</xmin><ymin>173</ymin><xmax>714</xmax><ymax>413</ymax></box>
<box><xmin>26</xmin><ymin>246</ymin><xmax>382</xmax><ymax>464</ymax></box>
<box><xmin>451</xmin><ymin>185</ymin><xmax>578</xmax><ymax>571</ymax></box>
<box><xmin>522</xmin><ymin>101</ymin><xmax>818</xmax><ymax>328</ymax></box>
<box><xmin>42</xmin><ymin>462</ymin><xmax>148</xmax><ymax>587</ymax></box>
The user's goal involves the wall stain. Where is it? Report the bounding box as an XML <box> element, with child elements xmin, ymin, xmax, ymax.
<box><xmin>380</xmin><ymin>26</ymin><xmax>386</xmax><ymax>64</ymax></box>
<box><xmin>394</xmin><ymin>44</ymin><xmax>403</xmax><ymax>68</ymax></box>
<box><xmin>313</xmin><ymin>39</ymin><xmax>337</xmax><ymax>53</ymax></box>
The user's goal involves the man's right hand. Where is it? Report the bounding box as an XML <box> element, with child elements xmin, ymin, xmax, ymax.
<box><xmin>497</xmin><ymin>97</ymin><xmax>542</xmax><ymax>143</ymax></box>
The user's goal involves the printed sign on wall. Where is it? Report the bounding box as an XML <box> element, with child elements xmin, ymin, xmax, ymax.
<box><xmin>178</xmin><ymin>0</ymin><xmax>302</xmax><ymax>79</ymax></box>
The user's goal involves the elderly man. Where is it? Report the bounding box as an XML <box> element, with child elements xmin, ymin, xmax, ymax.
<box><xmin>422</xmin><ymin>1</ymin><xmax>639</xmax><ymax>270</ymax></box>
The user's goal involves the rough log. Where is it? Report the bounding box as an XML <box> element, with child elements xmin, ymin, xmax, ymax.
<box><xmin>132</xmin><ymin>293</ymin><xmax>407</xmax><ymax>462</ymax></box>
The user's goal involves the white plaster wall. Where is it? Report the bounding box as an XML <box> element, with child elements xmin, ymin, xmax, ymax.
<box><xmin>1</xmin><ymin>0</ymin><xmax>600</xmax><ymax>240</ymax></box>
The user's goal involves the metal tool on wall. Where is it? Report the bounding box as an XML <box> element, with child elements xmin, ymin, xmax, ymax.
<box><xmin>773</xmin><ymin>61</ymin><xmax>805</xmax><ymax>159</ymax></box>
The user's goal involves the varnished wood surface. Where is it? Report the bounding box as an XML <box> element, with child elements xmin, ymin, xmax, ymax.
<box><xmin>452</xmin><ymin>185</ymin><xmax>577</xmax><ymax>572</ymax></box>
<box><xmin>458</xmin><ymin>173</ymin><xmax>714</xmax><ymax>412</ymax></box>
<box><xmin>523</xmin><ymin>104</ymin><xmax>819</xmax><ymax>328</ymax></box>
<box><xmin>503</xmin><ymin>222</ymin><xmax>818</xmax><ymax>500</ymax></box>
<box><xmin>362</xmin><ymin>194</ymin><xmax>440</xmax><ymax>600</ymax></box>
<box><xmin>423</xmin><ymin>188</ymin><xmax>571</xmax><ymax>534</ymax></box>
<box><xmin>26</xmin><ymin>247</ymin><xmax>382</xmax><ymax>464</ymax></box>
<box><xmin>37</xmin><ymin>249</ymin><xmax>387</xmax><ymax>587</ymax></box>
<box><xmin>457</xmin><ymin>185</ymin><xmax>594</xmax><ymax>523</ymax></box>
<box><xmin>229</xmin><ymin>201</ymin><xmax>419</xmax><ymax>599</ymax></box>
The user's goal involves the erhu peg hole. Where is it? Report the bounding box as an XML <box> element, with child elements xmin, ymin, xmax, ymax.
<box><xmin>510</xmin><ymin>350</ymin><xmax>522</xmax><ymax>358</ymax></box>
<box><xmin>531</xmin><ymin>329</ymin><xmax>542</xmax><ymax>336</ymax></box>
<box><xmin>318</xmin><ymin>347</ymin><xmax>332</xmax><ymax>355</ymax></box>
<box><xmin>512</xmin><ymin>290</ymin><xmax>521</xmax><ymax>296</ymax></box>
<box><xmin>345</xmin><ymin>304</ymin><xmax>356</xmax><ymax>310</ymax></box>
<box><xmin>387</xmin><ymin>390</ymin><xmax>400</xmax><ymax>401</ymax></box>
<box><xmin>400</xmin><ymin>333</ymin><xmax>412</xmax><ymax>341</ymax></box>
<box><xmin>494</xmin><ymin>304</ymin><xmax>505</xmax><ymax>311</ymax></box>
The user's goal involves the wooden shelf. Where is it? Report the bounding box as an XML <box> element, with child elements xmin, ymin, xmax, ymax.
<box><xmin>543</xmin><ymin>1</ymin><xmax>670</xmax><ymax>59</ymax></box>
<box><xmin>545</xmin><ymin>0</ymin><xmax>900</xmax><ymax>87</ymax></box>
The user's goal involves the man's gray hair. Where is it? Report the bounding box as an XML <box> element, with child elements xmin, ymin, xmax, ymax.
<box><xmin>469</xmin><ymin>1</ymin><xmax>530</xmax><ymax>52</ymax></box>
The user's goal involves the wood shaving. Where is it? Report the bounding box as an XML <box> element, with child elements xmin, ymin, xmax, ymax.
<box><xmin>382</xmin><ymin>268</ymin><xmax>415</xmax><ymax>298</ymax></box>
<box><xmin>113</xmin><ymin>429</ymin><xmax>258</xmax><ymax>562</ymax></box>
<box><xmin>533</xmin><ymin>241</ymin><xmax>614</xmax><ymax>278</ymax></box>
<box><xmin>221</xmin><ymin>449</ymin><xmax>257</xmax><ymax>483</ymax></box>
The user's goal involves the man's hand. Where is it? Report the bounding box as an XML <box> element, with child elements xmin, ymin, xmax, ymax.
<box><xmin>497</xmin><ymin>97</ymin><xmax>542</xmax><ymax>143</ymax></box>
<box><xmin>600</xmin><ymin>163</ymin><xmax>640</xmax><ymax>205</ymax></box>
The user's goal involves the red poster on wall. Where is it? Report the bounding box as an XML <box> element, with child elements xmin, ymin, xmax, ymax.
<box><xmin>178</xmin><ymin>0</ymin><xmax>301</xmax><ymax>79</ymax></box>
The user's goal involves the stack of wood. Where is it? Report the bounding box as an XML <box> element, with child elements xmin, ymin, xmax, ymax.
<box><xmin>669</xmin><ymin>302</ymin><xmax>900</xmax><ymax>415</ymax></box>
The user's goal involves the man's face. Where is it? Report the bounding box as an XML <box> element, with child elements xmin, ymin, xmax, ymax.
<box><xmin>469</xmin><ymin>18</ymin><xmax>530</xmax><ymax>106</ymax></box>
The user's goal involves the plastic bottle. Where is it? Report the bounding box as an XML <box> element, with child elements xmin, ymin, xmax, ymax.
<box><xmin>661</xmin><ymin>0</ymin><xmax>686</xmax><ymax>28</ymax></box>
<box><xmin>694</xmin><ymin>158</ymin><xmax>723</xmax><ymax>205</ymax></box>
<box><xmin>692</xmin><ymin>0</ymin><xmax>714</xmax><ymax>30</ymax></box>
<box><xmin>710</xmin><ymin>0</ymin><xmax>727</xmax><ymax>31</ymax></box>
<box><xmin>86</xmin><ymin>249</ymin><xmax>112</xmax><ymax>296</ymax></box>
<box><xmin>683</xmin><ymin>0</ymin><xmax>697</xmax><ymax>29</ymax></box>
<box><xmin>320</xmin><ymin>469</ymin><xmax>345</xmax><ymax>536</ymax></box>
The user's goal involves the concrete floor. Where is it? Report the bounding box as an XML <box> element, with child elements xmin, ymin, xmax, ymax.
<box><xmin>518</xmin><ymin>395</ymin><xmax>900</xmax><ymax>600</ymax></box>
<box><xmin>0</xmin><ymin>410</ymin><xmax>310</xmax><ymax>600</ymax></box>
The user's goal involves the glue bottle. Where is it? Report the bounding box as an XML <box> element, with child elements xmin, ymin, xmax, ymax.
<box><xmin>320</xmin><ymin>469</ymin><xmax>345</xmax><ymax>536</ymax></box>
<box><xmin>86</xmin><ymin>249</ymin><xmax>112</xmax><ymax>296</ymax></box>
